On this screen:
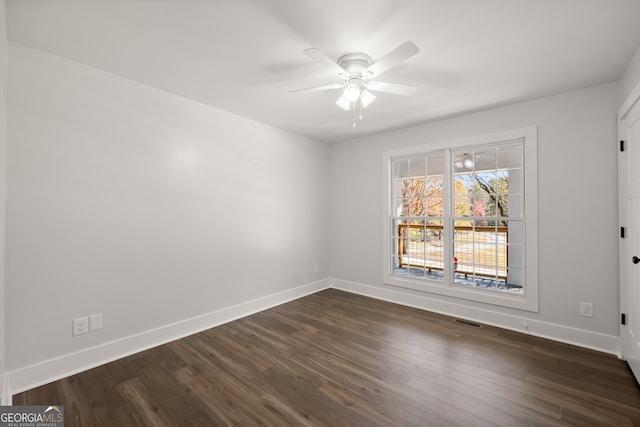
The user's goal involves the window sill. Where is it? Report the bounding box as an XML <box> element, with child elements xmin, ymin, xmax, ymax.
<box><xmin>383</xmin><ymin>274</ymin><xmax>538</xmax><ymax>312</ymax></box>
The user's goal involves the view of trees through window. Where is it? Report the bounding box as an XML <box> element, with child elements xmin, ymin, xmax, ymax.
<box><xmin>392</xmin><ymin>142</ymin><xmax>524</xmax><ymax>294</ymax></box>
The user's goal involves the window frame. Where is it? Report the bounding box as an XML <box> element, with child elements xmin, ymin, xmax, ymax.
<box><xmin>382</xmin><ymin>126</ymin><xmax>538</xmax><ymax>312</ymax></box>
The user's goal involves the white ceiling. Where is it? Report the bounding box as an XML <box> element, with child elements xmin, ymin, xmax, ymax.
<box><xmin>5</xmin><ymin>0</ymin><xmax>640</xmax><ymax>143</ymax></box>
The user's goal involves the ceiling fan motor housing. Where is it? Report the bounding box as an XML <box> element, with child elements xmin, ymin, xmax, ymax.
<box><xmin>337</xmin><ymin>53</ymin><xmax>372</xmax><ymax>79</ymax></box>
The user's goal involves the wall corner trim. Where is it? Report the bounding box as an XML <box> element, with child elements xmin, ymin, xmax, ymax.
<box><xmin>619</xmin><ymin>80</ymin><xmax>640</xmax><ymax>120</ymax></box>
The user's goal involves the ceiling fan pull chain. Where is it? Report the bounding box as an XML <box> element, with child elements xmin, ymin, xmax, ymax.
<box><xmin>353</xmin><ymin>104</ymin><xmax>357</xmax><ymax>128</ymax></box>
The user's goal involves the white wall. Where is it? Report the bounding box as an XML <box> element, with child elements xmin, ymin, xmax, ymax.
<box><xmin>3</xmin><ymin>31</ymin><xmax>631</xmax><ymax>396</ymax></box>
<box><xmin>0</xmin><ymin>0</ymin><xmax>8</xmax><ymax>403</ymax></box>
<box><xmin>6</xmin><ymin>43</ymin><xmax>330</xmax><ymax>376</ymax></box>
<box><xmin>620</xmin><ymin>43</ymin><xmax>640</xmax><ymax>104</ymax></box>
<box><xmin>330</xmin><ymin>83</ymin><xmax>620</xmax><ymax>347</ymax></box>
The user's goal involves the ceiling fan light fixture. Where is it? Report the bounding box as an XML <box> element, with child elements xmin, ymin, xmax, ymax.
<box><xmin>294</xmin><ymin>42</ymin><xmax>420</xmax><ymax>122</ymax></box>
<box><xmin>464</xmin><ymin>158</ymin><xmax>474</xmax><ymax>169</ymax></box>
<box><xmin>360</xmin><ymin>89</ymin><xmax>376</xmax><ymax>108</ymax></box>
<box><xmin>336</xmin><ymin>96</ymin><xmax>352</xmax><ymax>111</ymax></box>
<box><xmin>343</xmin><ymin>83</ymin><xmax>361</xmax><ymax>102</ymax></box>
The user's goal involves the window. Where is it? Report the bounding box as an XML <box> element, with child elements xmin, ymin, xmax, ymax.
<box><xmin>383</xmin><ymin>127</ymin><xmax>538</xmax><ymax>311</ymax></box>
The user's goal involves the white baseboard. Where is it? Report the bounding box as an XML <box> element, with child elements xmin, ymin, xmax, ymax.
<box><xmin>6</xmin><ymin>279</ymin><xmax>331</xmax><ymax>397</ymax></box>
<box><xmin>331</xmin><ymin>278</ymin><xmax>621</xmax><ymax>356</ymax></box>
<box><xmin>6</xmin><ymin>277</ymin><xmax>621</xmax><ymax>400</ymax></box>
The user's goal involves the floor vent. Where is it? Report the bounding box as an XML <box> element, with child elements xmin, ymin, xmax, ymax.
<box><xmin>453</xmin><ymin>318</ymin><xmax>482</xmax><ymax>328</ymax></box>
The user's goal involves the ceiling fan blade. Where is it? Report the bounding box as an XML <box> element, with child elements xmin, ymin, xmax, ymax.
<box><xmin>365</xmin><ymin>81</ymin><xmax>419</xmax><ymax>96</ymax></box>
<box><xmin>363</xmin><ymin>41</ymin><xmax>419</xmax><ymax>79</ymax></box>
<box><xmin>303</xmin><ymin>48</ymin><xmax>350</xmax><ymax>78</ymax></box>
<box><xmin>289</xmin><ymin>82</ymin><xmax>345</xmax><ymax>93</ymax></box>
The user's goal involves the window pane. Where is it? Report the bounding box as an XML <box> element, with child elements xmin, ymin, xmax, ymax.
<box><xmin>394</xmin><ymin>180</ymin><xmax>404</xmax><ymax>197</ymax></box>
<box><xmin>427</xmin><ymin>154</ymin><xmax>444</xmax><ymax>175</ymax></box>
<box><xmin>474</xmin><ymin>171</ymin><xmax>498</xmax><ymax>195</ymax></box>
<box><xmin>392</xmin><ymin>219</ymin><xmax>407</xmax><ymax>270</ymax></box>
<box><xmin>394</xmin><ymin>159</ymin><xmax>409</xmax><ymax>178</ymax></box>
<box><xmin>393</xmin><ymin>198</ymin><xmax>405</xmax><ymax>216</ymax></box>
<box><xmin>475</xmin><ymin>148</ymin><xmax>496</xmax><ymax>171</ymax></box>
<box><xmin>505</xmin><ymin>266</ymin><xmax>524</xmax><ymax>292</ymax></box>
<box><xmin>426</xmin><ymin>175</ymin><xmax>443</xmax><ymax>193</ymax></box>
<box><xmin>496</xmin><ymin>195</ymin><xmax>510</xmax><ymax>217</ymax></box>
<box><xmin>474</xmin><ymin>195</ymin><xmax>494</xmax><ymax>217</ymax></box>
<box><xmin>506</xmin><ymin>220</ymin><xmax>524</xmax><ymax>290</ymax></box>
<box><xmin>391</xmin><ymin>219</ymin><xmax>445</xmax><ymax>282</ymax></box>
<box><xmin>453</xmin><ymin>152</ymin><xmax>474</xmax><ymax>171</ymax></box>
<box><xmin>454</xmin><ymin>195</ymin><xmax>473</xmax><ymax>217</ymax></box>
<box><xmin>452</xmin><ymin>218</ymin><xmax>520</xmax><ymax>293</ymax></box>
<box><xmin>497</xmin><ymin>144</ymin><xmax>523</xmax><ymax>170</ymax></box>
<box><xmin>411</xmin><ymin>177</ymin><xmax>426</xmax><ymax>197</ymax></box>
<box><xmin>409</xmin><ymin>158</ymin><xmax>426</xmax><ymax>177</ymax></box>
<box><xmin>505</xmin><ymin>194</ymin><xmax>523</xmax><ymax>217</ymax></box>
<box><xmin>451</xmin><ymin>143</ymin><xmax>524</xmax><ymax>292</ymax></box>
<box><xmin>391</xmin><ymin>153</ymin><xmax>445</xmax><ymax>281</ymax></box>
<box><xmin>390</xmin><ymin>152</ymin><xmax>445</xmax><ymax>283</ymax></box>
<box><xmin>454</xmin><ymin>172</ymin><xmax>474</xmax><ymax>190</ymax></box>
<box><xmin>392</xmin><ymin>218</ymin><xmax>405</xmax><ymax>239</ymax></box>
<box><xmin>408</xmin><ymin>197</ymin><xmax>426</xmax><ymax>216</ymax></box>
<box><xmin>496</xmin><ymin>170</ymin><xmax>510</xmax><ymax>194</ymax></box>
<box><xmin>427</xmin><ymin>197</ymin><xmax>443</xmax><ymax>216</ymax></box>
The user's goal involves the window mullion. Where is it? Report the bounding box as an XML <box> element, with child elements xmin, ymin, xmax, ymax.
<box><xmin>444</xmin><ymin>149</ymin><xmax>453</xmax><ymax>286</ymax></box>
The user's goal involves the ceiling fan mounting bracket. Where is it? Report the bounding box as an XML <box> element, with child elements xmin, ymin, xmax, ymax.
<box><xmin>337</xmin><ymin>52</ymin><xmax>372</xmax><ymax>77</ymax></box>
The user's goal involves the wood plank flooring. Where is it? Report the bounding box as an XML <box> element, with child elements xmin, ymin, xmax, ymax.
<box><xmin>13</xmin><ymin>289</ymin><xmax>640</xmax><ymax>426</ymax></box>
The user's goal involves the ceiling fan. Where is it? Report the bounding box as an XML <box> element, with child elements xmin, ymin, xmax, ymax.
<box><xmin>291</xmin><ymin>41</ymin><xmax>420</xmax><ymax>116</ymax></box>
<box><xmin>454</xmin><ymin>152</ymin><xmax>496</xmax><ymax>170</ymax></box>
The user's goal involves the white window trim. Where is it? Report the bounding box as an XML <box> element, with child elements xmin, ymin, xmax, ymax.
<box><xmin>382</xmin><ymin>126</ymin><xmax>538</xmax><ymax>312</ymax></box>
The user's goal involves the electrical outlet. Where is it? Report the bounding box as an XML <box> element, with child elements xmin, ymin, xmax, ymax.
<box><xmin>89</xmin><ymin>313</ymin><xmax>103</xmax><ymax>331</ymax></box>
<box><xmin>73</xmin><ymin>317</ymin><xmax>89</xmax><ymax>336</ymax></box>
<box><xmin>314</xmin><ymin>264</ymin><xmax>319</xmax><ymax>274</ymax></box>
<box><xmin>580</xmin><ymin>301</ymin><xmax>594</xmax><ymax>318</ymax></box>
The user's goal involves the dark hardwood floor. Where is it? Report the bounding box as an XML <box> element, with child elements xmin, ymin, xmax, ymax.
<box><xmin>13</xmin><ymin>289</ymin><xmax>640</xmax><ymax>426</ymax></box>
